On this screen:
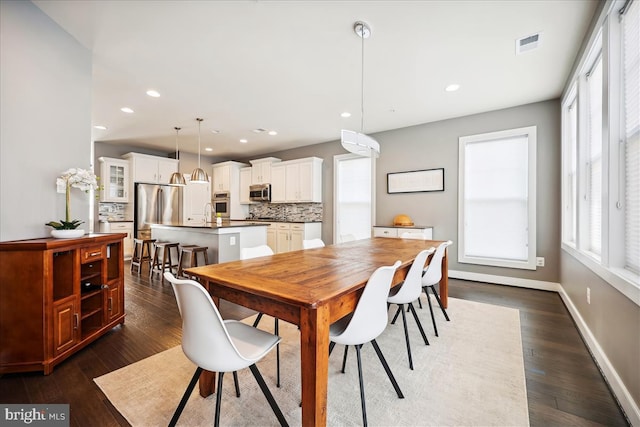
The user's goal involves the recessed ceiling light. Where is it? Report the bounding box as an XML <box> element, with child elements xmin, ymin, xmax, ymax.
<box><xmin>205</xmin><ymin>147</ymin><xmax>213</xmax><ymax>152</ymax></box>
<box><xmin>210</xmin><ymin>129</ymin><xmax>220</xmax><ymax>134</ymax></box>
<box><xmin>341</xmin><ymin>112</ymin><xmax>351</xmax><ymax>118</ymax></box>
<box><xmin>146</xmin><ymin>90</ymin><xmax>160</xmax><ymax>97</ymax></box>
<box><xmin>120</xmin><ymin>107</ymin><xmax>134</xmax><ymax>113</ymax></box>
<box><xmin>445</xmin><ymin>84</ymin><xmax>460</xmax><ymax>92</ymax></box>
<box><xmin>93</xmin><ymin>125</ymin><xmax>107</xmax><ymax>130</ymax></box>
<box><xmin>268</xmin><ymin>130</ymin><xmax>278</xmax><ymax>136</ymax></box>
<box><xmin>239</xmin><ymin>139</ymin><xmax>248</xmax><ymax>143</ymax></box>
<box><xmin>252</xmin><ymin>128</ymin><xmax>266</xmax><ymax>133</ymax></box>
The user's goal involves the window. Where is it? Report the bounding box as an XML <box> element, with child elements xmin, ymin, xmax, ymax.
<box><xmin>622</xmin><ymin>0</ymin><xmax>639</xmax><ymax>275</ymax></box>
<box><xmin>562</xmin><ymin>90</ymin><xmax>578</xmax><ymax>245</ymax></box>
<box><xmin>561</xmin><ymin>0</ymin><xmax>639</xmax><ymax>301</ymax></box>
<box><xmin>586</xmin><ymin>55</ymin><xmax>603</xmax><ymax>256</ymax></box>
<box><xmin>334</xmin><ymin>154</ymin><xmax>373</xmax><ymax>242</ymax></box>
<box><xmin>458</xmin><ymin>126</ymin><xmax>537</xmax><ymax>270</ymax></box>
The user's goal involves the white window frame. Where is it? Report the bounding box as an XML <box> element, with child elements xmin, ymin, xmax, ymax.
<box><xmin>560</xmin><ymin>0</ymin><xmax>640</xmax><ymax>306</ymax></box>
<box><xmin>458</xmin><ymin>126</ymin><xmax>537</xmax><ymax>270</ymax></box>
<box><xmin>561</xmin><ymin>85</ymin><xmax>579</xmax><ymax>246</ymax></box>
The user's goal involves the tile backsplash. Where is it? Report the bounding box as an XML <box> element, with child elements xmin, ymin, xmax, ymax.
<box><xmin>248</xmin><ymin>203</ymin><xmax>322</xmax><ymax>222</ymax></box>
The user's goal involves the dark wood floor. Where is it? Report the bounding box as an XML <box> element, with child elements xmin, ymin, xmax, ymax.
<box><xmin>0</xmin><ymin>264</ymin><xmax>629</xmax><ymax>426</ymax></box>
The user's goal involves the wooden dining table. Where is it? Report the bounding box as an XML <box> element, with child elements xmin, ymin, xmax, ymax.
<box><xmin>185</xmin><ymin>237</ymin><xmax>448</xmax><ymax>426</ymax></box>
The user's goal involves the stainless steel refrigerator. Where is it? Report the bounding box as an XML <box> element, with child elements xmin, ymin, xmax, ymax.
<box><xmin>134</xmin><ymin>183</ymin><xmax>182</xmax><ymax>239</ymax></box>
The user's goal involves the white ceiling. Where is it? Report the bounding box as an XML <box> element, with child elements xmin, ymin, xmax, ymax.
<box><xmin>34</xmin><ymin>0</ymin><xmax>598</xmax><ymax>158</ymax></box>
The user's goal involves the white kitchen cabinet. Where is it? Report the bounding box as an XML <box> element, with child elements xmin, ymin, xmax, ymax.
<box><xmin>273</xmin><ymin>222</ymin><xmax>322</xmax><ymax>253</ymax></box>
<box><xmin>250</xmin><ymin>157</ymin><xmax>281</xmax><ymax>184</ymax></box>
<box><xmin>265</xmin><ymin>222</ymin><xmax>277</xmax><ymax>253</ymax></box>
<box><xmin>239</xmin><ymin>167</ymin><xmax>252</xmax><ymax>204</ymax></box>
<box><xmin>270</xmin><ymin>164</ymin><xmax>286</xmax><ymax>203</ymax></box>
<box><xmin>271</xmin><ymin>157</ymin><xmax>323</xmax><ymax>203</ymax></box>
<box><xmin>212</xmin><ymin>161</ymin><xmax>248</xmax><ymax>193</ymax></box>
<box><xmin>98</xmin><ymin>157</ymin><xmax>130</xmax><ymax>203</ymax></box>
<box><xmin>122</xmin><ymin>153</ymin><xmax>178</xmax><ymax>185</ymax></box>
<box><xmin>99</xmin><ymin>221</ymin><xmax>134</xmax><ymax>258</ymax></box>
<box><xmin>373</xmin><ymin>226</ymin><xmax>433</xmax><ymax>239</ymax></box>
<box><xmin>183</xmin><ymin>175</ymin><xmax>211</xmax><ymax>224</ymax></box>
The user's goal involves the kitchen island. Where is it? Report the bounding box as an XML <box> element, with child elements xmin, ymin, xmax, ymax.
<box><xmin>150</xmin><ymin>221</ymin><xmax>269</xmax><ymax>264</ymax></box>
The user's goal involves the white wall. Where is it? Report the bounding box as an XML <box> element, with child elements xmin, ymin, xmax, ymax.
<box><xmin>0</xmin><ymin>0</ymin><xmax>92</xmax><ymax>241</ymax></box>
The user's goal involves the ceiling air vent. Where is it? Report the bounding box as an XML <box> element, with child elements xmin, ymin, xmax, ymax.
<box><xmin>516</xmin><ymin>32</ymin><xmax>542</xmax><ymax>55</ymax></box>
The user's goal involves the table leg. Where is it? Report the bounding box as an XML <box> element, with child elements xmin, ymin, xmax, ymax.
<box><xmin>299</xmin><ymin>304</ymin><xmax>330</xmax><ymax>426</ymax></box>
<box><xmin>439</xmin><ymin>248</ymin><xmax>449</xmax><ymax>308</ymax></box>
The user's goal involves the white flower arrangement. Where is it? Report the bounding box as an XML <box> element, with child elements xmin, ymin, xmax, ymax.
<box><xmin>46</xmin><ymin>168</ymin><xmax>100</xmax><ymax>230</ymax></box>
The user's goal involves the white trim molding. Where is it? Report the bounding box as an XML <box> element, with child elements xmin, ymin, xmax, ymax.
<box><xmin>448</xmin><ymin>270</ymin><xmax>561</xmax><ymax>292</ymax></box>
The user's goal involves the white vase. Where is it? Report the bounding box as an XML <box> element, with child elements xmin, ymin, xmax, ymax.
<box><xmin>51</xmin><ymin>229</ymin><xmax>85</xmax><ymax>239</ymax></box>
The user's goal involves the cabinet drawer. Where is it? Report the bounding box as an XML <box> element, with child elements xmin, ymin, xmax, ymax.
<box><xmin>290</xmin><ymin>224</ymin><xmax>304</xmax><ymax>231</ymax></box>
<box><xmin>81</xmin><ymin>246</ymin><xmax>105</xmax><ymax>263</ymax></box>
<box><xmin>276</xmin><ymin>223</ymin><xmax>290</xmax><ymax>230</ymax></box>
<box><xmin>373</xmin><ymin>227</ymin><xmax>397</xmax><ymax>238</ymax></box>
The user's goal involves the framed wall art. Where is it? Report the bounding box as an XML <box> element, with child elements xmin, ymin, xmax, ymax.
<box><xmin>387</xmin><ymin>168</ymin><xmax>445</xmax><ymax>194</ymax></box>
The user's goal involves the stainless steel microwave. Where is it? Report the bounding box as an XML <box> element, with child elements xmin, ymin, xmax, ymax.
<box><xmin>249</xmin><ymin>184</ymin><xmax>271</xmax><ymax>202</ymax></box>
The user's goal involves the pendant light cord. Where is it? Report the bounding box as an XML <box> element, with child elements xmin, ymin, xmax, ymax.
<box><xmin>174</xmin><ymin>127</ymin><xmax>181</xmax><ymax>160</ymax></box>
<box><xmin>360</xmin><ymin>23</ymin><xmax>365</xmax><ymax>134</ymax></box>
<box><xmin>196</xmin><ymin>118</ymin><xmax>203</xmax><ymax>168</ymax></box>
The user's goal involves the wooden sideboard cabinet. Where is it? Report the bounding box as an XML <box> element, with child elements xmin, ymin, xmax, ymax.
<box><xmin>0</xmin><ymin>233</ymin><xmax>126</xmax><ymax>375</ymax></box>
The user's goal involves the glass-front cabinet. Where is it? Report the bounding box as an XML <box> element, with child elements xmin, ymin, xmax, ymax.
<box><xmin>99</xmin><ymin>157</ymin><xmax>130</xmax><ymax>203</ymax></box>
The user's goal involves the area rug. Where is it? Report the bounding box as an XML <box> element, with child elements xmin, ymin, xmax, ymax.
<box><xmin>94</xmin><ymin>297</ymin><xmax>529</xmax><ymax>426</ymax></box>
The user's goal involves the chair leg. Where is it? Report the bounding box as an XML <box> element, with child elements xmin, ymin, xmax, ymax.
<box><xmin>354</xmin><ymin>344</ymin><xmax>368</xmax><ymax>427</ymax></box>
<box><xmin>417</xmin><ymin>297</ymin><xmax>423</xmax><ymax>309</ymax></box>
<box><xmin>274</xmin><ymin>318</ymin><xmax>280</xmax><ymax>387</ymax></box>
<box><xmin>399</xmin><ymin>304</ymin><xmax>414</xmax><ymax>370</ymax></box>
<box><xmin>370</xmin><ymin>339</ymin><xmax>404</xmax><ymax>399</ymax></box>
<box><xmin>252</xmin><ymin>312</ymin><xmax>264</xmax><ymax>327</ymax></box>
<box><xmin>341</xmin><ymin>345</ymin><xmax>349</xmax><ymax>373</ymax></box>
<box><xmin>169</xmin><ymin>366</ymin><xmax>202</xmax><ymax>427</ymax></box>
<box><xmin>430</xmin><ymin>285</ymin><xmax>450</xmax><ymax>321</ymax></box>
<box><xmin>390</xmin><ymin>305</ymin><xmax>402</xmax><ymax>324</ymax></box>
<box><xmin>424</xmin><ymin>289</ymin><xmax>439</xmax><ymax>336</ymax></box>
<box><xmin>214</xmin><ymin>372</ymin><xmax>225</xmax><ymax>427</ymax></box>
<box><xmin>249</xmin><ymin>364</ymin><xmax>289</xmax><ymax>427</ymax></box>
<box><xmin>329</xmin><ymin>341</ymin><xmax>336</xmax><ymax>355</ymax></box>
<box><xmin>407</xmin><ymin>302</ymin><xmax>430</xmax><ymax>344</ymax></box>
<box><xmin>233</xmin><ymin>371</ymin><xmax>241</xmax><ymax>398</ymax></box>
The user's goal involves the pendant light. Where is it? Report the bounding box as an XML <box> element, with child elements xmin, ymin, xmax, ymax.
<box><xmin>190</xmin><ymin>117</ymin><xmax>209</xmax><ymax>183</ymax></box>
<box><xmin>341</xmin><ymin>21</ymin><xmax>380</xmax><ymax>158</ymax></box>
<box><xmin>169</xmin><ymin>126</ymin><xmax>187</xmax><ymax>186</ymax></box>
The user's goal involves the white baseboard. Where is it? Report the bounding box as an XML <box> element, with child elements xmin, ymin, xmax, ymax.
<box><xmin>448</xmin><ymin>269</ymin><xmax>639</xmax><ymax>426</ymax></box>
<box><xmin>448</xmin><ymin>270</ymin><xmax>561</xmax><ymax>292</ymax></box>
<box><xmin>558</xmin><ymin>287</ymin><xmax>640</xmax><ymax>427</ymax></box>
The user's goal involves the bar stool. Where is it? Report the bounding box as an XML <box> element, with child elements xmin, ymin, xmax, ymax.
<box><xmin>177</xmin><ymin>245</ymin><xmax>209</xmax><ymax>279</ymax></box>
<box><xmin>150</xmin><ymin>241</ymin><xmax>180</xmax><ymax>279</ymax></box>
<box><xmin>131</xmin><ymin>238</ymin><xmax>155</xmax><ymax>275</ymax></box>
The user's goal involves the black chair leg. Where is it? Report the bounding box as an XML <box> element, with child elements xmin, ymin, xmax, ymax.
<box><xmin>424</xmin><ymin>289</ymin><xmax>439</xmax><ymax>336</ymax></box>
<box><xmin>275</xmin><ymin>318</ymin><xmax>281</xmax><ymax>387</ymax></box>
<box><xmin>214</xmin><ymin>371</ymin><xmax>225</xmax><ymax>427</ymax></box>
<box><xmin>355</xmin><ymin>344</ymin><xmax>368</xmax><ymax>427</ymax></box>
<box><xmin>418</xmin><ymin>297</ymin><xmax>423</xmax><ymax>309</ymax></box>
<box><xmin>233</xmin><ymin>371</ymin><xmax>241</xmax><ymax>397</ymax></box>
<box><xmin>430</xmin><ymin>285</ymin><xmax>450</xmax><ymax>321</ymax></box>
<box><xmin>371</xmin><ymin>339</ymin><xmax>404</xmax><ymax>399</ymax></box>
<box><xmin>252</xmin><ymin>312</ymin><xmax>264</xmax><ymax>327</ymax></box>
<box><xmin>408</xmin><ymin>302</ymin><xmax>431</xmax><ymax>344</ymax></box>
<box><xmin>399</xmin><ymin>304</ymin><xmax>414</xmax><ymax>370</ymax></box>
<box><xmin>390</xmin><ymin>305</ymin><xmax>402</xmax><ymax>324</ymax></box>
<box><xmin>341</xmin><ymin>345</ymin><xmax>349</xmax><ymax>373</ymax></box>
<box><xmin>249</xmin><ymin>364</ymin><xmax>289</xmax><ymax>427</ymax></box>
<box><xmin>329</xmin><ymin>341</ymin><xmax>336</xmax><ymax>355</ymax></box>
<box><xmin>169</xmin><ymin>367</ymin><xmax>202</xmax><ymax>427</ymax></box>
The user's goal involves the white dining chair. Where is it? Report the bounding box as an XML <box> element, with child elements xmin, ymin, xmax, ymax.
<box><xmin>329</xmin><ymin>260</ymin><xmax>404</xmax><ymax>427</ymax></box>
<box><xmin>240</xmin><ymin>244</ymin><xmax>282</xmax><ymax>387</ymax></box>
<box><xmin>421</xmin><ymin>240</ymin><xmax>453</xmax><ymax>335</ymax></box>
<box><xmin>386</xmin><ymin>248</ymin><xmax>435</xmax><ymax>369</ymax></box>
<box><xmin>164</xmin><ymin>273</ymin><xmax>289</xmax><ymax>427</ymax></box>
<box><xmin>302</xmin><ymin>238</ymin><xmax>325</xmax><ymax>249</ymax></box>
